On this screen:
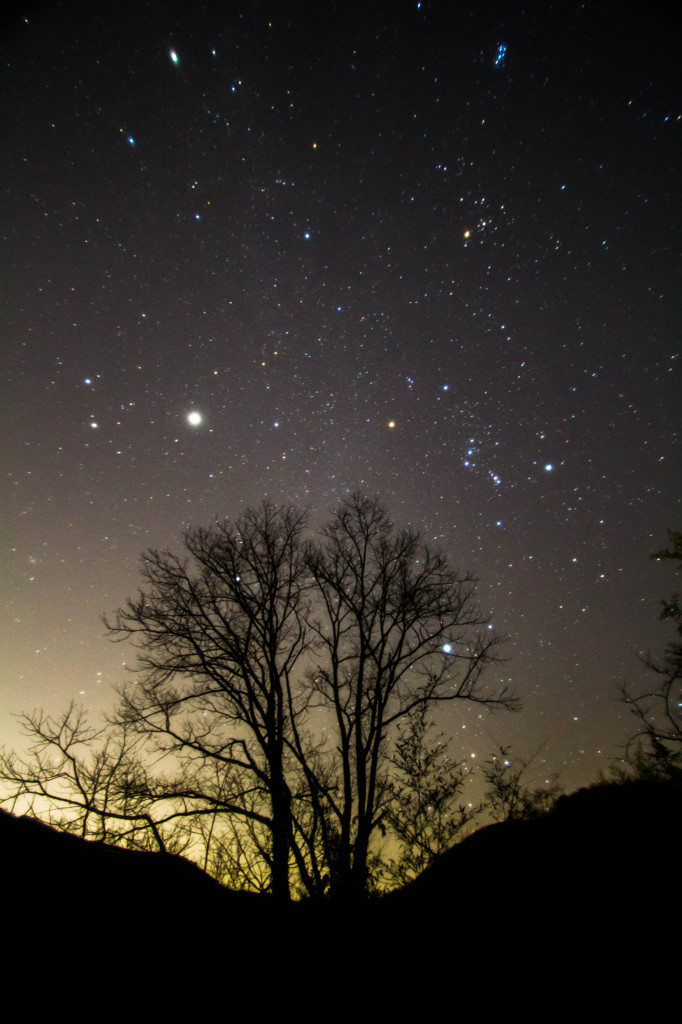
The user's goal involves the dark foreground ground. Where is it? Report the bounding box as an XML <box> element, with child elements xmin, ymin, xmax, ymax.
<box><xmin>4</xmin><ymin>778</ymin><xmax>678</xmax><ymax>994</ymax></box>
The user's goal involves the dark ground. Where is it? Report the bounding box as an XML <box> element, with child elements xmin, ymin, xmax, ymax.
<box><xmin>5</xmin><ymin>778</ymin><xmax>678</xmax><ymax>956</ymax></box>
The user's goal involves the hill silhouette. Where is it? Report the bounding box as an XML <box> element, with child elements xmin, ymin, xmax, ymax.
<box><xmin>381</xmin><ymin>777</ymin><xmax>680</xmax><ymax>931</ymax></box>
<box><xmin>4</xmin><ymin>778</ymin><xmax>678</xmax><ymax>977</ymax></box>
<box><xmin>1</xmin><ymin>807</ymin><xmax>274</xmax><ymax>915</ymax></box>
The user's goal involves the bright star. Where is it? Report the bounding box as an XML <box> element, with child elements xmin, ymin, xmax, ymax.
<box><xmin>187</xmin><ymin>411</ymin><xmax>202</xmax><ymax>426</ymax></box>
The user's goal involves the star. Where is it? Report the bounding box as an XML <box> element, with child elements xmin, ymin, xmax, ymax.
<box><xmin>2</xmin><ymin>0</ymin><xmax>678</xmax><ymax>811</ymax></box>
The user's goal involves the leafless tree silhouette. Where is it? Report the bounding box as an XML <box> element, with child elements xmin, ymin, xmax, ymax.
<box><xmin>2</xmin><ymin>494</ymin><xmax>517</xmax><ymax>898</ymax></box>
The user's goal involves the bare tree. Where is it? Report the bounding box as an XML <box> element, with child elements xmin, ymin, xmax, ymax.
<box><xmin>482</xmin><ymin>746</ymin><xmax>561</xmax><ymax>822</ymax></box>
<box><xmin>304</xmin><ymin>494</ymin><xmax>516</xmax><ymax>897</ymax></box>
<box><xmin>1</xmin><ymin>495</ymin><xmax>517</xmax><ymax>899</ymax></box>
<box><xmin>382</xmin><ymin>704</ymin><xmax>478</xmax><ymax>888</ymax></box>
<box><xmin>105</xmin><ymin>503</ymin><xmax>314</xmax><ymax>900</ymax></box>
<box><xmin>0</xmin><ymin>703</ymin><xmax>182</xmax><ymax>852</ymax></box>
<box><xmin>620</xmin><ymin>530</ymin><xmax>682</xmax><ymax>777</ymax></box>
<box><xmin>195</xmin><ymin>804</ymin><xmax>273</xmax><ymax>892</ymax></box>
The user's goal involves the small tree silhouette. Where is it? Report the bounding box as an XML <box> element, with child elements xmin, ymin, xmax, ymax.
<box><xmin>620</xmin><ymin>530</ymin><xmax>682</xmax><ymax>778</ymax></box>
<box><xmin>382</xmin><ymin>704</ymin><xmax>477</xmax><ymax>887</ymax></box>
<box><xmin>482</xmin><ymin>746</ymin><xmax>561</xmax><ymax>822</ymax></box>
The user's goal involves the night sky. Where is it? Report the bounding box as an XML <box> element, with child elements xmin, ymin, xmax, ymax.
<box><xmin>2</xmin><ymin>0</ymin><xmax>680</xmax><ymax>794</ymax></box>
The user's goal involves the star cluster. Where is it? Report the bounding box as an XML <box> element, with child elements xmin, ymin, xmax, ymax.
<box><xmin>2</xmin><ymin>1</ymin><xmax>679</xmax><ymax>790</ymax></box>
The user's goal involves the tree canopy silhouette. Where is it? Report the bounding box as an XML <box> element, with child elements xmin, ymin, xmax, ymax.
<box><xmin>106</xmin><ymin>502</ymin><xmax>312</xmax><ymax>900</ymax></box>
<box><xmin>1</xmin><ymin>493</ymin><xmax>517</xmax><ymax>898</ymax></box>
<box><xmin>303</xmin><ymin>495</ymin><xmax>515</xmax><ymax>894</ymax></box>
